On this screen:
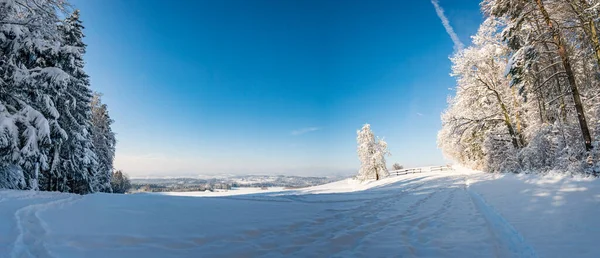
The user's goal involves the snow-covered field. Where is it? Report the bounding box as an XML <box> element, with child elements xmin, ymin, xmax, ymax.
<box><xmin>1</xmin><ymin>168</ymin><xmax>600</xmax><ymax>257</ymax></box>
<box><xmin>154</xmin><ymin>187</ymin><xmax>288</xmax><ymax>197</ymax></box>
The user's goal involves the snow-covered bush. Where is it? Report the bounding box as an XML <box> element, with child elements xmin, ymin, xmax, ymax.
<box><xmin>482</xmin><ymin>128</ymin><xmax>519</xmax><ymax>173</ymax></box>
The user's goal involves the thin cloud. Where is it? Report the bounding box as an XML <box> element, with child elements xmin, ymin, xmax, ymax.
<box><xmin>416</xmin><ymin>112</ymin><xmax>423</xmax><ymax>116</ymax></box>
<box><xmin>431</xmin><ymin>0</ymin><xmax>464</xmax><ymax>52</ymax></box>
<box><xmin>291</xmin><ymin>127</ymin><xmax>321</xmax><ymax>136</ymax></box>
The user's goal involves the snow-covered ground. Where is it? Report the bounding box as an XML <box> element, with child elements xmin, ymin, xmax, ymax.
<box><xmin>154</xmin><ymin>187</ymin><xmax>288</xmax><ymax>197</ymax></box>
<box><xmin>1</xmin><ymin>168</ymin><xmax>600</xmax><ymax>257</ymax></box>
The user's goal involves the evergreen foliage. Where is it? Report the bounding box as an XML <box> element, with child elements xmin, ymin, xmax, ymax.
<box><xmin>0</xmin><ymin>1</ymin><xmax>116</xmax><ymax>193</ymax></box>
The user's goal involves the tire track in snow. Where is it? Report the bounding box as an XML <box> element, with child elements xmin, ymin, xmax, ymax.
<box><xmin>11</xmin><ymin>195</ymin><xmax>82</xmax><ymax>258</ymax></box>
<box><xmin>348</xmin><ymin>186</ymin><xmax>452</xmax><ymax>254</ymax></box>
<box><xmin>467</xmin><ymin>185</ymin><xmax>537</xmax><ymax>258</ymax></box>
<box><xmin>395</xmin><ymin>185</ymin><xmax>493</xmax><ymax>257</ymax></box>
<box><xmin>220</xmin><ymin>196</ymin><xmax>293</xmax><ymax>203</ymax></box>
<box><xmin>278</xmin><ymin>182</ymin><xmax>437</xmax><ymax>255</ymax></box>
<box><xmin>330</xmin><ymin>186</ymin><xmax>443</xmax><ymax>254</ymax></box>
<box><xmin>369</xmin><ymin>178</ymin><xmax>462</xmax><ymax>230</ymax></box>
<box><xmin>192</xmin><ymin>180</ymin><xmax>431</xmax><ymax>255</ymax></box>
<box><xmin>300</xmin><ymin>181</ymin><xmax>426</xmax><ymax>225</ymax></box>
<box><xmin>401</xmin><ymin>187</ymin><xmax>458</xmax><ymax>234</ymax></box>
<box><xmin>280</xmin><ymin>195</ymin><xmax>378</xmax><ymax>204</ymax></box>
<box><xmin>344</xmin><ymin>175</ymin><xmax>479</xmax><ymax>256</ymax></box>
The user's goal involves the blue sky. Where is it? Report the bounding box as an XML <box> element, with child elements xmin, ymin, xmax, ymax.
<box><xmin>70</xmin><ymin>0</ymin><xmax>483</xmax><ymax>177</ymax></box>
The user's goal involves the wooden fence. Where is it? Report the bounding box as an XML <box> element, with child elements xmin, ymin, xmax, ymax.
<box><xmin>389</xmin><ymin>165</ymin><xmax>452</xmax><ymax>176</ymax></box>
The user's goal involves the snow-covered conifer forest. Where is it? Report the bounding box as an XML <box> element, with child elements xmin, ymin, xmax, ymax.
<box><xmin>438</xmin><ymin>0</ymin><xmax>600</xmax><ymax>175</ymax></box>
<box><xmin>0</xmin><ymin>0</ymin><xmax>116</xmax><ymax>193</ymax></box>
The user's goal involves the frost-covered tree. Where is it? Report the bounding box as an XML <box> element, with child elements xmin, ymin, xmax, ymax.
<box><xmin>439</xmin><ymin>0</ymin><xmax>600</xmax><ymax>175</ymax></box>
<box><xmin>51</xmin><ymin>9</ymin><xmax>99</xmax><ymax>194</ymax></box>
<box><xmin>90</xmin><ymin>92</ymin><xmax>116</xmax><ymax>192</ymax></box>
<box><xmin>484</xmin><ymin>0</ymin><xmax>594</xmax><ymax>151</ymax></box>
<box><xmin>0</xmin><ymin>0</ymin><xmax>69</xmax><ymax>190</ymax></box>
<box><xmin>0</xmin><ymin>164</ymin><xmax>26</xmax><ymax>189</ymax></box>
<box><xmin>392</xmin><ymin>163</ymin><xmax>404</xmax><ymax>170</ymax></box>
<box><xmin>439</xmin><ymin>17</ymin><xmax>523</xmax><ymax>172</ymax></box>
<box><xmin>357</xmin><ymin>124</ymin><xmax>390</xmax><ymax>180</ymax></box>
<box><xmin>0</xmin><ymin>1</ymin><xmax>116</xmax><ymax>192</ymax></box>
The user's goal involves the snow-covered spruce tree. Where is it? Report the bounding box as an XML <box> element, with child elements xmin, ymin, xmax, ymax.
<box><xmin>90</xmin><ymin>92</ymin><xmax>116</xmax><ymax>192</ymax></box>
<box><xmin>357</xmin><ymin>124</ymin><xmax>390</xmax><ymax>180</ymax></box>
<box><xmin>0</xmin><ymin>164</ymin><xmax>26</xmax><ymax>189</ymax></box>
<box><xmin>0</xmin><ymin>2</ymin><xmax>112</xmax><ymax>192</ymax></box>
<box><xmin>51</xmin><ymin>9</ymin><xmax>99</xmax><ymax>194</ymax></box>
<box><xmin>0</xmin><ymin>0</ymin><xmax>70</xmax><ymax>190</ymax></box>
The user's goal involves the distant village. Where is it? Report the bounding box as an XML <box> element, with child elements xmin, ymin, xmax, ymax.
<box><xmin>130</xmin><ymin>175</ymin><xmax>343</xmax><ymax>193</ymax></box>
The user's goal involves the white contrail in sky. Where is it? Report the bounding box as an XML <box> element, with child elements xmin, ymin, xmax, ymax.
<box><xmin>291</xmin><ymin>127</ymin><xmax>321</xmax><ymax>136</ymax></box>
<box><xmin>431</xmin><ymin>0</ymin><xmax>464</xmax><ymax>52</ymax></box>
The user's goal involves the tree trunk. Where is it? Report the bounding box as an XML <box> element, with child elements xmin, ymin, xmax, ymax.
<box><xmin>500</xmin><ymin>100</ymin><xmax>521</xmax><ymax>149</ymax></box>
<box><xmin>537</xmin><ymin>90</ymin><xmax>545</xmax><ymax>124</ymax></box>
<box><xmin>536</xmin><ymin>0</ymin><xmax>593</xmax><ymax>151</ymax></box>
<box><xmin>531</xmin><ymin>63</ymin><xmax>546</xmax><ymax>123</ymax></box>
<box><xmin>48</xmin><ymin>143</ymin><xmax>62</xmax><ymax>191</ymax></box>
<box><xmin>572</xmin><ymin>0</ymin><xmax>600</xmax><ymax>69</ymax></box>
<box><xmin>541</xmin><ymin>42</ymin><xmax>567</xmax><ymax>123</ymax></box>
<box><xmin>511</xmin><ymin>87</ymin><xmax>526</xmax><ymax>146</ymax></box>
<box><xmin>589</xmin><ymin>19</ymin><xmax>600</xmax><ymax>69</ymax></box>
<box><xmin>533</xmin><ymin>18</ymin><xmax>567</xmax><ymax>123</ymax></box>
<box><xmin>486</xmin><ymin>85</ymin><xmax>521</xmax><ymax>149</ymax></box>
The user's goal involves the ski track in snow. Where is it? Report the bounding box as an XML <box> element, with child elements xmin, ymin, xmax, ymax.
<box><xmin>0</xmin><ymin>170</ymin><xmax>567</xmax><ymax>257</ymax></box>
<box><xmin>467</xmin><ymin>187</ymin><xmax>537</xmax><ymax>258</ymax></box>
<box><xmin>11</xmin><ymin>195</ymin><xmax>82</xmax><ymax>258</ymax></box>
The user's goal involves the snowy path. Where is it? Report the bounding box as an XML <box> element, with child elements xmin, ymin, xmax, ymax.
<box><xmin>0</xmin><ymin>191</ymin><xmax>78</xmax><ymax>257</ymax></box>
<box><xmin>1</xmin><ymin>169</ymin><xmax>599</xmax><ymax>257</ymax></box>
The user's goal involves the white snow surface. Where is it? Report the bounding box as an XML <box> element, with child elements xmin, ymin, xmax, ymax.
<box><xmin>155</xmin><ymin>187</ymin><xmax>288</xmax><ymax>197</ymax></box>
<box><xmin>1</xmin><ymin>168</ymin><xmax>600</xmax><ymax>257</ymax></box>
